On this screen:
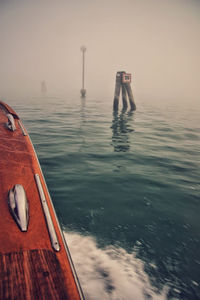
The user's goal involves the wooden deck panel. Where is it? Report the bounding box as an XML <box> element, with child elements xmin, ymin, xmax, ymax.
<box><xmin>0</xmin><ymin>249</ymin><xmax>70</xmax><ymax>300</ymax></box>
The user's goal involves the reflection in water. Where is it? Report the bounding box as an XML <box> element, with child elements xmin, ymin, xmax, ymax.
<box><xmin>111</xmin><ymin>110</ymin><xmax>135</xmax><ymax>152</ymax></box>
<box><xmin>78</xmin><ymin>98</ymin><xmax>86</xmax><ymax>152</ymax></box>
<box><xmin>80</xmin><ymin>97</ymin><xmax>86</xmax><ymax>125</ymax></box>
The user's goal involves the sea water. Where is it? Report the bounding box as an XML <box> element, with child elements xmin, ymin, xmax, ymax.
<box><xmin>6</xmin><ymin>95</ymin><xmax>200</xmax><ymax>299</ymax></box>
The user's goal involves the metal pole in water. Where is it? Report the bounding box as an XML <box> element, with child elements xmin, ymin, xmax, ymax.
<box><xmin>81</xmin><ymin>46</ymin><xmax>86</xmax><ymax>97</ymax></box>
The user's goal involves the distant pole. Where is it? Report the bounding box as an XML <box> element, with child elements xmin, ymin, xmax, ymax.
<box><xmin>81</xmin><ymin>46</ymin><xmax>86</xmax><ymax>97</ymax></box>
<box><xmin>41</xmin><ymin>80</ymin><xmax>47</xmax><ymax>96</ymax></box>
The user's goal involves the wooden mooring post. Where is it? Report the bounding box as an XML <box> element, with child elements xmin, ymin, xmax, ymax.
<box><xmin>113</xmin><ymin>71</ymin><xmax>136</xmax><ymax>111</ymax></box>
<box><xmin>122</xmin><ymin>84</ymin><xmax>128</xmax><ymax>110</ymax></box>
<box><xmin>113</xmin><ymin>72</ymin><xmax>121</xmax><ymax>111</ymax></box>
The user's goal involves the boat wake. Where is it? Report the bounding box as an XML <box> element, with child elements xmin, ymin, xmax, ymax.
<box><xmin>64</xmin><ymin>231</ymin><xmax>167</xmax><ymax>300</ymax></box>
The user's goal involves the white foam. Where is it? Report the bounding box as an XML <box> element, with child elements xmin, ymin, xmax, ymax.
<box><xmin>64</xmin><ymin>231</ymin><xmax>167</xmax><ymax>300</ymax></box>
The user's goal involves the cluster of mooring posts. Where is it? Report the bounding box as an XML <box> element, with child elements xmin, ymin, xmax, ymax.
<box><xmin>80</xmin><ymin>46</ymin><xmax>86</xmax><ymax>97</ymax></box>
<box><xmin>113</xmin><ymin>71</ymin><xmax>136</xmax><ymax>111</ymax></box>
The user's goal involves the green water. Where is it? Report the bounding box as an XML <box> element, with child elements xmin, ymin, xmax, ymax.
<box><xmin>7</xmin><ymin>96</ymin><xmax>200</xmax><ymax>299</ymax></box>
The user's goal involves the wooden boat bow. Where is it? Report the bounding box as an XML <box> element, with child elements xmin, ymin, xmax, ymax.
<box><xmin>0</xmin><ymin>101</ymin><xmax>84</xmax><ymax>300</ymax></box>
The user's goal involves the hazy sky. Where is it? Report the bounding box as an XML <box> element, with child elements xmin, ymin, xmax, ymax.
<box><xmin>0</xmin><ymin>0</ymin><xmax>199</xmax><ymax>101</ymax></box>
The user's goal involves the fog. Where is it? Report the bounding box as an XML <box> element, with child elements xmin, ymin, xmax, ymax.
<box><xmin>0</xmin><ymin>0</ymin><xmax>200</xmax><ymax>102</ymax></box>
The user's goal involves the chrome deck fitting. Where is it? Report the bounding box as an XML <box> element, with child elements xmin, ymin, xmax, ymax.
<box><xmin>35</xmin><ymin>174</ymin><xmax>60</xmax><ymax>252</ymax></box>
<box><xmin>8</xmin><ymin>184</ymin><xmax>29</xmax><ymax>232</ymax></box>
<box><xmin>18</xmin><ymin>120</ymin><xmax>27</xmax><ymax>136</ymax></box>
<box><xmin>6</xmin><ymin>114</ymin><xmax>16</xmax><ymax>131</ymax></box>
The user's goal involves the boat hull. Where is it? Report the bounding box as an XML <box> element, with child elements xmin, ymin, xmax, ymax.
<box><xmin>0</xmin><ymin>101</ymin><xmax>83</xmax><ymax>300</ymax></box>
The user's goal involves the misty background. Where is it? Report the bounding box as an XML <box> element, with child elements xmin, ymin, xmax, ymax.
<box><xmin>0</xmin><ymin>0</ymin><xmax>200</xmax><ymax>103</ymax></box>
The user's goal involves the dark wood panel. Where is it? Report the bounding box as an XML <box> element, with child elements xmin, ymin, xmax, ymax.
<box><xmin>0</xmin><ymin>249</ymin><xmax>70</xmax><ymax>300</ymax></box>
